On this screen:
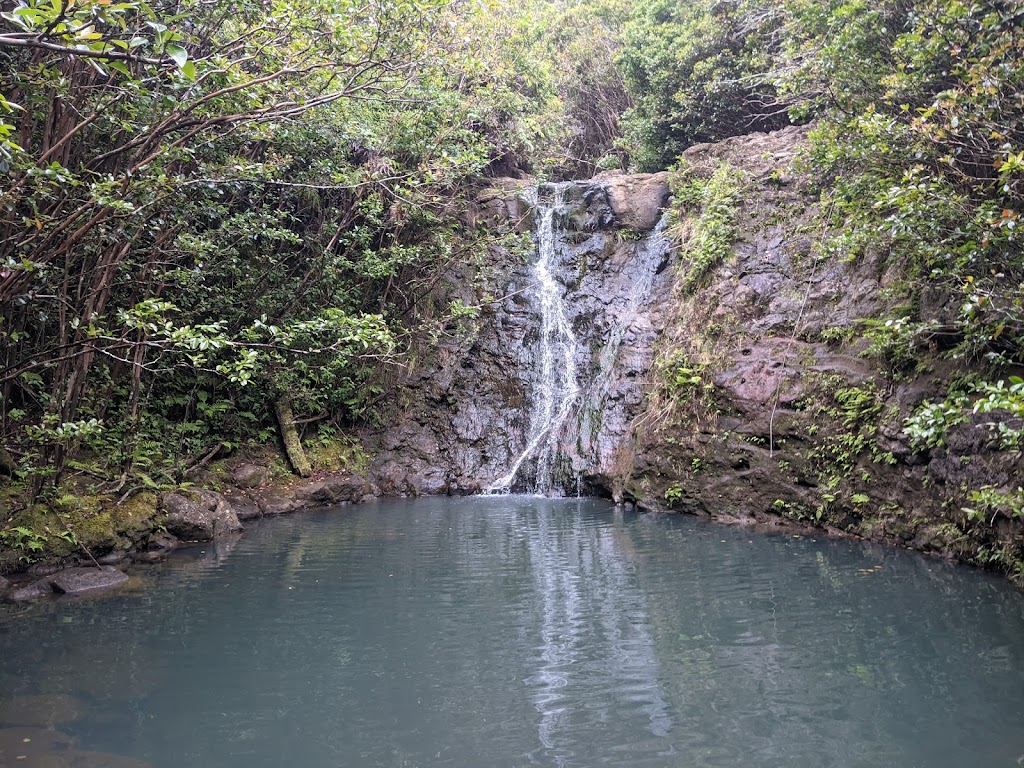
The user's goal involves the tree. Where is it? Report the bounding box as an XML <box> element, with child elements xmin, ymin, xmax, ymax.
<box><xmin>617</xmin><ymin>0</ymin><xmax>790</xmax><ymax>171</ymax></box>
<box><xmin>0</xmin><ymin>0</ymin><xmax>454</xmax><ymax>492</ymax></box>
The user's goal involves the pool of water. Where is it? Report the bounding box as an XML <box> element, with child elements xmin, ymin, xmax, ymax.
<box><xmin>2</xmin><ymin>496</ymin><xmax>1024</xmax><ymax>767</ymax></box>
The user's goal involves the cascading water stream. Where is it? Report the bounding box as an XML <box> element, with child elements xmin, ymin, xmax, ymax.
<box><xmin>591</xmin><ymin>215</ymin><xmax>669</xmax><ymax>403</ymax></box>
<box><xmin>489</xmin><ymin>184</ymin><xmax>580</xmax><ymax>494</ymax></box>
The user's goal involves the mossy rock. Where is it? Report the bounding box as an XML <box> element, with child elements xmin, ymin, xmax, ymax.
<box><xmin>3</xmin><ymin>493</ymin><xmax>158</xmax><ymax>565</ymax></box>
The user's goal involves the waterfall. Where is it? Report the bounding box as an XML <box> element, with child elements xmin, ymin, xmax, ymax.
<box><xmin>591</xmin><ymin>216</ymin><xmax>669</xmax><ymax>406</ymax></box>
<box><xmin>486</xmin><ymin>179</ymin><xmax>672</xmax><ymax>497</ymax></box>
<box><xmin>489</xmin><ymin>183</ymin><xmax>580</xmax><ymax>495</ymax></box>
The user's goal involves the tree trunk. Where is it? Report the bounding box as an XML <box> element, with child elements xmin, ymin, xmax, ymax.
<box><xmin>274</xmin><ymin>397</ymin><xmax>312</xmax><ymax>477</ymax></box>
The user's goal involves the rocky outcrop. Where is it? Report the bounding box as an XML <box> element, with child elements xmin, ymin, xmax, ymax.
<box><xmin>367</xmin><ymin>124</ymin><xmax>1022</xmax><ymax>581</ymax></box>
<box><xmin>160</xmin><ymin>491</ymin><xmax>243</xmax><ymax>541</ymax></box>
<box><xmin>594</xmin><ymin>126</ymin><xmax>1024</xmax><ymax>578</ymax></box>
<box><xmin>2</xmin><ymin>565</ymin><xmax>129</xmax><ymax>602</ymax></box>
<box><xmin>50</xmin><ymin>566</ymin><xmax>129</xmax><ymax>595</ymax></box>
<box><xmin>592</xmin><ymin>171</ymin><xmax>670</xmax><ymax>231</ymax></box>
<box><xmin>231</xmin><ymin>473</ymin><xmax>373</xmax><ymax>517</ymax></box>
<box><xmin>366</xmin><ymin>170</ymin><xmax>676</xmax><ymax>494</ymax></box>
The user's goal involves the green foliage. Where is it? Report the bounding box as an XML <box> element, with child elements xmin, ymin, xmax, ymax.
<box><xmin>663</xmin><ymin>483</ymin><xmax>684</xmax><ymax>508</ymax></box>
<box><xmin>671</xmin><ymin>163</ymin><xmax>743</xmax><ymax>291</ymax></box>
<box><xmin>857</xmin><ymin>316</ymin><xmax>924</xmax><ymax>381</ymax></box>
<box><xmin>658</xmin><ymin>352</ymin><xmax>706</xmax><ymax>400</ymax></box>
<box><xmin>963</xmin><ymin>486</ymin><xmax>1024</xmax><ymax>525</ymax></box>
<box><xmin>306</xmin><ymin>429</ymin><xmax>370</xmax><ymax>474</ymax></box>
<box><xmin>772</xmin><ymin>0</ymin><xmax>916</xmax><ymax>120</ymax></box>
<box><xmin>775</xmin><ymin>0</ymin><xmax>1024</xmax><ymax>510</ymax></box>
<box><xmin>534</xmin><ymin>0</ymin><xmax>632</xmax><ymax>176</ymax></box>
<box><xmin>617</xmin><ymin>0</ymin><xmax>789</xmax><ymax>170</ymax></box>
<box><xmin>0</xmin><ymin>0</ymin><xmax>567</xmax><ymax>494</ymax></box>
<box><xmin>833</xmin><ymin>386</ymin><xmax>883</xmax><ymax>429</ymax></box>
<box><xmin>0</xmin><ymin>525</ymin><xmax>47</xmax><ymax>557</ymax></box>
<box><xmin>806</xmin><ymin>384</ymin><xmax>887</xmax><ymax>480</ymax></box>
<box><xmin>906</xmin><ymin>376</ymin><xmax>1024</xmax><ymax>451</ymax></box>
<box><xmin>905</xmin><ymin>394</ymin><xmax>972</xmax><ymax>450</ymax></box>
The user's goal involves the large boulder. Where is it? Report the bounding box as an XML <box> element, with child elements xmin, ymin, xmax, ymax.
<box><xmin>230</xmin><ymin>464</ymin><xmax>268</xmax><ymax>489</ymax></box>
<box><xmin>254</xmin><ymin>488</ymin><xmax>303</xmax><ymax>516</ymax></box>
<box><xmin>593</xmin><ymin>170</ymin><xmax>670</xmax><ymax>231</ymax></box>
<box><xmin>160</xmin><ymin>492</ymin><xmax>243</xmax><ymax>541</ymax></box>
<box><xmin>222</xmin><ymin>493</ymin><xmax>262</xmax><ymax>521</ymax></box>
<box><xmin>250</xmin><ymin>474</ymin><xmax>373</xmax><ymax>516</ymax></box>
<box><xmin>293</xmin><ymin>475</ymin><xmax>372</xmax><ymax>506</ymax></box>
<box><xmin>50</xmin><ymin>566</ymin><xmax>128</xmax><ymax>596</ymax></box>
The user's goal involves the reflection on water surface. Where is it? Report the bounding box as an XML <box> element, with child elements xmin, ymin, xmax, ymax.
<box><xmin>2</xmin><ymin>496</ymin><xmax>1024</xmax><ymax>768</ymax></box>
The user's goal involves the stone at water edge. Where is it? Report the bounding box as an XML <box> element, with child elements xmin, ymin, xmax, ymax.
<box><xmin>97</xmin><ymin>550</ymin><xmax>129</xmax><ymax>566</ymax></box>
<box><xmin>0</xmin><ymin>574</ymin><xmax>8</xmax><ymax>591</ymax></box>
<box><xmin>50</xmin><ymin>566</ymin><xmax>129</xmax><ymax>596</ymax></box>
<box><xmin>4</xmin><ymin>578</ymin><xmax>53</xmax><ymax>603</ymax></box>
<box><xmin>26</xmin><ymin>561</ymin><xmax>62</xmax><ymax>577</ymax></box>
<box><xmin>253</xmin><ymin>488</ymin><xmax>302</xmax><ymax>516</ymax></box>
<box><xmin>223</xmin><ymin>493</ymin><xmax>262</xmax><ymax>520</ymax></box>
<box><xmin>160</xmin><ymin>491</ymin><xmax>243</xmax><ymax>541</ymax></box>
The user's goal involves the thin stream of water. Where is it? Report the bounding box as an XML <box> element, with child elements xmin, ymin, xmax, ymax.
<box><xmin>490</xmin><ymin>184</ymin><xmax>580</xmax><ymax>494</ymax></box>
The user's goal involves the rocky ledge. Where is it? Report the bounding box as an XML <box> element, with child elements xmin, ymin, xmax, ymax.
<box><xmin>4</xmin><ymin>566</ymin><xmax>129</xmax><ymax>603</ymax></box>
<box><xmin>1</xmin><ymin>464</ymin><xmax>377</xmax><ymax>603</ymax></box>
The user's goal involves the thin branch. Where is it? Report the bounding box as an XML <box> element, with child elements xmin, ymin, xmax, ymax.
<box><xmin>0</xmin><ymin>34</ymin><xmax>169</xmax><ymax>65</ymax></box>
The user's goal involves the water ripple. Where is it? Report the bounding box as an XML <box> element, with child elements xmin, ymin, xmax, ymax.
<box><xmin>1</xmin><ymin>497</ymin><xmax>1024</xmax><ymax>768</ymax></box>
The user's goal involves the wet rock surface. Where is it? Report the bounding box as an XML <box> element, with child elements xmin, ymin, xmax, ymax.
<box><xmin>160</xmin><ymin>491</ymin><xmax>243</xmax><ymax>541</ymax></box>
<box><xmin>2</xmin><ymin>565</ymin><xmax>131</xmax><ymax>602</ymax></box>
<box><xmin>50</xmin><ymin>566</ymin><xmax>128</xmax><ymax>596</ymax></box>
<box><xmin>4</xmin><ymin>578</ymin><xmax>53</xmax><ymax>603</ymax></box>
<box><xmin>367</xmin><ymin>172</ymin><xmax>676</xmax><ymax>494</ymax></box>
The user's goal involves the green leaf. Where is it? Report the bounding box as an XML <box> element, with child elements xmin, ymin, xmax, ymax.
<box><xmin>165</xmin><ymin>43</ymin><xmax>188</xmax><ymax>68</ymax></box>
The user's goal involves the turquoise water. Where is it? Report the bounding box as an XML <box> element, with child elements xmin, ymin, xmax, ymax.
<box><xmin>2</xmin><ymin>496</ymin><xmax>1024</xmax><ymax>767</ymax></box>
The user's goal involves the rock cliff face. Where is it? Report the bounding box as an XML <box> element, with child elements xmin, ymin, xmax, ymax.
<box><xmin>369</xmin><ymin>125</ymin><xmax>1023</xmax><ymax>580</ymax></box>
<box><xmin>614</xmin><ymin>128</ymin><xmax>1023</xmax><ymax>574</ymax></box>
<box><xmin>367</xmin><ymin>171</ymin><xmax>675</xmax><ymax>496</ymax></box>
